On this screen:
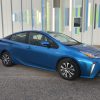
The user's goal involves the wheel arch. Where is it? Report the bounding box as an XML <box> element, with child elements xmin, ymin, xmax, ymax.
<box><xmin>1</xmin><ymin>49</ymin><xmax>9</xmax><ymax>54</ymax></box>
<box><xmin>56</xmin><ymin>57</ymin><xmax>81</xmax><ymax>72</ymax></box>
<box><xmin>0</xmin><ymin>50</ymin><xmax>10</xmax><ymax>58</ymax></box>
<box><xmin>0</xmin><ymin>49</ymin><xmax>14</xmax><ymax>66</ymax></box>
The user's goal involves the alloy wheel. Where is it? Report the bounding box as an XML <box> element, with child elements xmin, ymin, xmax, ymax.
<box><xmin>60</xmin><ymin>62</ymin><xmax>75</xmax><ymax>78</ymax></box>
<box><xmin>2</xmin><ymin>53</ymin><xmax>11</xmax><ymax>65</ymax></box>
<box><xmin>1</xmin><ymin>52</ymin><xmax>14</xmax><ymax>66</ymax></box>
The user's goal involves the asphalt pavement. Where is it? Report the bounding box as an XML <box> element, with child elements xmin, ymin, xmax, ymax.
<box><xmin>0</xmin><ymin>61</ymin><xmax>100</xmax><ymax>100</ymax></box>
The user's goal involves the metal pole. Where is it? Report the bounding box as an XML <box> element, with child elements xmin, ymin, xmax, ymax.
<box><xmin>10</xmin><ymin>0</ymin><xmax>13</xmax><ymax>33</ymax></box>
<box><xmin>31</xmin><ymin>0</ymin><xmax>33</xmax><ymax>30</ymax></box>
<box><xmin>81</xmin><ymin>0</ymin><xmax>84</xmax><ymax>43</ymax></box>
<box><xmin>21</xmin><ymin>0</ymin><xmax>23</xmax><ymax>31</ymax></box>
<box><xmin>1</xmin><ymin>0</ymin><xmax>4</xmax><ymax>37</ymax></box>
<box><xmin>91</xmin><ymin>0</ymin><xmax>94</xmax><ymax>45</ymax></box>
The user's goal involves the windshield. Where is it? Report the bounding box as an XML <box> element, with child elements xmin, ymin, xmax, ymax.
<box><xmin>48</xmin><ymin>32</ymin><xmax>81</xmax><ymax>46</ymax></box>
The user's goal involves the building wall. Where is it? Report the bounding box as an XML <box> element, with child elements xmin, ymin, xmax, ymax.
<box><xmin>92</xmin><ymin>0</ymin><xmax>100</xmax><ymax>45</ymax></box>
<box><xmin>81</xmin><ymin>0</ymin><xmax>100</xmax><ymax>45</ymax></box>
<box><xmin>0</xmin><ymin>0</ymin><xmax>3</xmax><ymax>38</ymax></box>
<box><xmin>0</xmin><ymin>0</ymin><xmax>12</xmax><ymax>37</ymax></box>
<box><xmin>12</xmin><ymin>0</ymin><xmax>22</xmax><ymax>32</ymax></box>
<box><xmin>0</xmin><ymin>0</ymin><xmax>100</xmax><ymax>45</ymax></box>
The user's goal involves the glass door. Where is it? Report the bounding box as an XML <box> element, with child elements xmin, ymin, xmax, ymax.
<box><xmin>80</xmin><ymin>0</ymin><xmax>93</xmax><ymax>45</ymax></box>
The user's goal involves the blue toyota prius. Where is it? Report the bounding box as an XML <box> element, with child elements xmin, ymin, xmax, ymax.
<box><xmin>0</xmin><ymin>30</ymin><xmax>100</xmax><ymax>80</ymax></box>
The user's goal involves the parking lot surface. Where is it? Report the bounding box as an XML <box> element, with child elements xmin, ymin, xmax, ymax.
<box><xmin>0</xmin><ymin>61</ymin><xmax>100</xmax><ymax>100</ymax></box>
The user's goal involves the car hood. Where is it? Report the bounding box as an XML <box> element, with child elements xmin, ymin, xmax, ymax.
<box><xmin>70</xmin><ymin>44</ymin><xmax>100</xmax><ymax>57</ymax></box>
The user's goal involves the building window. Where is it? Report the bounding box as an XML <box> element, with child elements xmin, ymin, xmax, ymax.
<box><xmin>53</xmin><ymin>0</ymin><xmax>60</xmax><ymax>8</ymax></box>
<box><xmin>74</xmin><ymin>18</ymin><xmax>81</xmax><ymax>27</ymax></box>
<box><xmin>73</xmin><ymin>0</ymin><xmax>83</xmax><ymax>34</ymax></box>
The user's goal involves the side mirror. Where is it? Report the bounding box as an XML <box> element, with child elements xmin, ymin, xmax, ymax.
<box><xmin>40</xmin><ymin>41</ymin><xmax>50</xmax><ymax>48</ymax></box>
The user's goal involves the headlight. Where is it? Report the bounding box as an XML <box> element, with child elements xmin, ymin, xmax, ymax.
<box><xmin>90</xmin><ymin>63</ymin><xmax>95</xmax><ymax>74</ymax></box>
<box><xmin>81</xmin><ymin>52</ymin><xmax>95</xmax><ymax>58</ymax></box>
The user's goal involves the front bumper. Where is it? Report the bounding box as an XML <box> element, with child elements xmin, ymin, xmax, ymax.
<box><xmin>76</xmin><ymin>57</ymin><xmax>100</xmax><ymax>79</ymax></box>
<box><xmin>89</xmin><ymin>59</ymin><xmax>100</xmax><ymax>78</ymax></box>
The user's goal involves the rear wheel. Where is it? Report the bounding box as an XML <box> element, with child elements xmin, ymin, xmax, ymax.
<box><xmin>57</xmin><ymin>58</ymin><xmax>81</xmax><ymax>80</ymax></box>
<box><xmin>1</xmin><ymin>52</ymin><xmax>14</xmax><ymax>67</ymax></box>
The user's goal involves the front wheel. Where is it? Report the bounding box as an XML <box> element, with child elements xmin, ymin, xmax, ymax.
<box><xmin>1</xmin><ymin>52</ymin><xmax>14</xmax><ymax>67</ymax></box>
<box><xmin>57</xmin><ymin>58</ymin><xmax>81</xmax><ymax>80</ymax></box>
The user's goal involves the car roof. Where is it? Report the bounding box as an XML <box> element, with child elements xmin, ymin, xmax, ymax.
<box><xmin>10</xmin><ymin>30</ymin><xmax>57</xmax><ymax>40</ymax></box>
<box><xmin>13</xmin><ymin>30</ymin><xmax>60</xmax><ymax>35</ymax></box>
<box><xmin>13</xmin><ymin>30</ymin><xmax>44</xmax><ymax>34</ymax></box>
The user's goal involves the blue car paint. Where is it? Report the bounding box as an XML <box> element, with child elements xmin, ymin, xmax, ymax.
<box><xmin>0</xmin><ymin>30</ymin><xmax>100</xmax><ymax>78</ymax></box>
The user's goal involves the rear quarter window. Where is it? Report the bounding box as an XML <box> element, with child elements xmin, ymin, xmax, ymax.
<box><xmin>4</xmin><ymin>35</ymin><xmax>12</xmax><ymax>40</ymax></box>
<box><xmin>10</xmin><ymin>33</ymin><xmax>27</xmax><ymax>43</ymax></box>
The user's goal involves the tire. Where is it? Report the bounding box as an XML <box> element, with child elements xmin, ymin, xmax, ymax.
<box><xmin>1</xmin><ymin>52</ymin><xmax>14</xmax><ymax>67</ymax></box>
<box><xmin>57</xmin><ymin>58</ymin><xmax>81</xmax><ymax>80</ymax></box>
